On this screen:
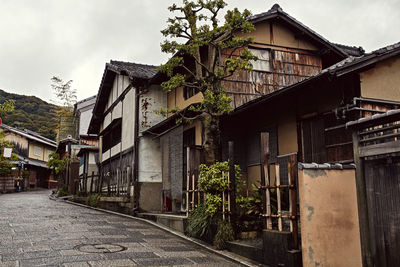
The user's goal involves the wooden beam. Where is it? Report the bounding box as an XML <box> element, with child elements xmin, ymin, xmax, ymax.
<box><xmin>260</xmin><ymin>132</ymin><xmax>272</xmax><ymax>230</ymax></box>
<box><xmin>352</xmin><ymin>130</ymin><xmax>373</xmax><ymax>267</ymax></box>
<box><xmin>359</xmin><ymin>140</ymin><xmax>400</xmax><ymax>157</ymax></box>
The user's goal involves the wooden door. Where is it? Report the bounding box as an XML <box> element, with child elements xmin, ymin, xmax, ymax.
<box><xmin>29</xmin><ymin>170</ymin><xmax>37</xmax><ymax>188</ymax></box>
<box><xmin>364</xmin><ymin>157</ymin><xmax>400</xmax><ymax>267</ymax></box>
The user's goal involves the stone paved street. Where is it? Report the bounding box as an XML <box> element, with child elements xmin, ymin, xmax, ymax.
<box><xmin>0</xmin><ymin>190</ymin><xmax>242</xmax><ymax>266</ymax></box>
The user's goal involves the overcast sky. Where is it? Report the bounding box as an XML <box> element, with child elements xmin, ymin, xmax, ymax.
<box><xmin>0</xmin><ymin>0</ymin><xmax>399</xmax><ymax>104</ymax></box>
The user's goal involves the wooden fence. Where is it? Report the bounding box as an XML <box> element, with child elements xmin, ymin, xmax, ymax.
<box><xmin>77</xmin><ymin>170</ymin><xmax>130</xmax><ymax>197</ymax></box>
<box><xmin>184</xmin><ymin>145</ymin><xmax>235</xmax><ymax>222</ymax></box>
<box><xmin>260</xmin><ymin>132</ymin><xmax>299</xmax><ymax>249</ymax></box>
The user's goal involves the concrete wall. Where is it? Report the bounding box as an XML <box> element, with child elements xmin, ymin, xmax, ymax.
<box><xmin>139</xmin><ymin>84</ymin><xmax>167</xmax><ymax>133</ymax></box>
<box><xmin>138</xmin><ymin>182</ymin><xmax>162</xmax><ymax>212</ymax></box>
<box><xmin>360</xmin><ymin>55</ymin><xmax>400</xmax><ymax>102</ymax></box>
<box><xmin>298</xmin><ymin>168</ymin><xmax>362</xmax><ymax>267</ymax></box>
<box><xmin>137</xmin><ymin>85</ymin><xmax>166</xmax><ymax>184</ymax></box>
<box><xmin>138</xmin><ymin>136</ymin><xmax>162</xmax><ymax>183</ymax></box>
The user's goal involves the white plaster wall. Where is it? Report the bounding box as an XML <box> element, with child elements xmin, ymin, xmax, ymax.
<box><xmin>113</xmin><ymin>101</ymin><xmax>122</xmax><ymax>119</ymax></box>
<box><xmin>79</xmin><ymin>109</ymin><xmax>93</xmax><ymax>135</ymax></box>
<box><xmin>122</xmin><ymin>88</ymin><xmax>135</xmax><ymax>150</ymax></box>
<box><xmin>138</xmin><ymin>135</ymin><xmax>162</xmax><ymax>183</ymax></box>
<box><xmin>89</xmin><ymin>153</ymin><xmax>96</xmax><ymax>164</ymax></box>
<box><xmin>112</xmin><ymin>78</ymin><xmax>118</xmax><ymax>103</ymax></box>
<box><xmin>110</xmin><ymin>143</ymin><xmax>121</xmax><ymax>158</ymax></box>
<box><xmin>139</xmin><ymin>84</ymin><xmax>168</xmax><ymax>135</ymax></box>
<box><xmin>102</xmin><ymin>151</ymin><xmax>109</xmax><ymax>161</ymax></box>
<box><xmin>103</xmin><ymin>113</ymin><xmax>112</xmax><ymax>129</ymax></box>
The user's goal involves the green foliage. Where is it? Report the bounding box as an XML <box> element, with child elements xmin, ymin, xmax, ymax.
<box><xmin>86</xmin><ymin>194</ymin><xmax>101</xmax><ymax>207</ymax></box>
<box><xmin>0</xmin><ymin>99</ymin><xmax>15</xmax><ymax>115</ymax></box>
<box><xmin>0</xmin><ymin>89</ymin><xmax>59</xmax><ymax>141</ymax></box>
<box><xmin>160</xmin><ymin>0</ymin><xmax>257</xmax><ymax>163</ymax></box>
<box><xmin>198</xmin><ymin>161</ymin><xmax>241</xmax><ymax>216</ymax></box>
<box><xmin>51</xmin><ymin>76</ymin><xmax>76</xmax><ymax>117</ymax></box>
<box><xmin>57</xmin><ymin>185</ymin><xmax>70</xmax><ymax>198</ymax></box>
<box><xmin>199</xmin><ymin>161</ymin><xmax>241</xmax><ymax>193</ymax></box>
<box><xmin>187</xmin><ymin>203</ymin><xmax>213</xmax><ymax>238</ymax></box>
<box><xmin>47</xmin><ymin>153</ymin><xmax>69</xmax><ymax>175</ymax></box>
<box><xmin>213</xmin><ymin>220</ymin><xmax>234</xmax><ymax>249</ymax></box>
<box><xmin>0</xmin><ymin>126</ymin><xmax>17</xmax><ymax>176</ymax></box>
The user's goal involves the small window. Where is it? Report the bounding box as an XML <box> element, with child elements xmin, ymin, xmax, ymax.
<box><xmin>34</xmin><ymin>146</ymin><xmax>42</xmax><ymax>156</ymax></box>
<box><xmin>102</xmin><ymin>120</ymin><xmax>122</xmax><ymax>153</ymax></box>
<box><xmin>183</xmin><ymin>76</ymin><xmax>199</xmax><ymax>100</ymax></box>
<box><xmin>249</xmin><ymin>48</ymin><xmax>271</xmax><ymax>72</ymax></box>
<box><xmin>183</xmin><ymin>86</ymin><xmax>199</xmax><ymax>100</ymax></box>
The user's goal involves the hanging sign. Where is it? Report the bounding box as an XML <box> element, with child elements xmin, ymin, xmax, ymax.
<box><xmin>3</xmin><ymin>147</ymin><xmax>12</xmax><ymax>158</ymax></box>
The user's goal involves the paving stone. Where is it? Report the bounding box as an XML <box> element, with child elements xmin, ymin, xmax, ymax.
<box><xmin>2</xmin><ymin>250</ymin><xmax>61</xmax><ymax>261</ymax></box>
<box><xmin>101</xmin><ymin>251</ymin><xmax>158</xmax><ymax>260</ymax></box>
<box><xmin>133</xmin><ymin>257</ymin><xmax>192</xmax><ymax>265</ymax></box>
<box><xmin>187</xmin><ymin>256</ymin><xmax>219</xmax><ymax>263</ymax></box>
<box><xmin>159</xmin><ymin>246</ymin><xmax>196</xmax><ymax>252</ymax></box>
<box><xmin>88</xmin><ymin>259</ymin><xmax>136</xmax><ymax>267</ymax></box>
<box><xmin>0</xmin><ymin>190</ymin><xmax>241</xmax><ymax>266</ymax></box>
<box><xmin>0</xmin><ymin>260</ymin><xmax>19</xmax><ymax>267</ymax></box>
<box><xmin>62</xmin><ymin>262</ymin><xmax>90</xmax><ymax>267</ymax></box>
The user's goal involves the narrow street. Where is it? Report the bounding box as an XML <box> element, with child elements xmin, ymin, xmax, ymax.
<box><xmin>0</xmin><ymin>190</ymin><xmax>242</xmax><ymax>266</ymax></box>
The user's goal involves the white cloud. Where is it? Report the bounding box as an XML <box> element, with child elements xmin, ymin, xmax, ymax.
<box><xmin>0</xmin><ymin>0</ymin><xmax>398</xmax><ymax>103</ymax></box>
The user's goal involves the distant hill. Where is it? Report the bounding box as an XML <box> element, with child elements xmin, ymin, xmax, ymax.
<box><xmin>0</xmin><ymin>89</ymin><xmax>59</xmax><ymax>141</ymax></box>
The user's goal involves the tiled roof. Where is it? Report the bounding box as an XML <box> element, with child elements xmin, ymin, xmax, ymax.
<box><xmin>322</xmin><ymin>41</ymin><xmax>400</xmax><ymax>74</ymax></box>
<box><xmin>108</xmin><ymin>60</ymin><xmax>158</xmax><ymax>80</ymax></box>
<box><xmin>333</xmin><ymin>43</ymin><xmax>364</xmax><ymax>57</ymax></box>
<box><xmin>249</xmin><ymin>4</ymin><xmax>364</xmax><ymax>57</ymax></box>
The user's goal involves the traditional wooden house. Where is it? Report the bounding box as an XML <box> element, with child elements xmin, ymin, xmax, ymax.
<box><xmin>87</xmin><ymin>60</ymin><xmax>167</xmax><ymax>211</ymax></box>
<box><xmin>144</xmin><ymin>4</ymin><xmax>362</xmax><ymax>213</ymax></box>
<box><xmin>0</xmin><ymin>124</ymin><xmax>57</xmax><ymax>189</ymax></box>
<box><xmin>218</xmin><ymin>41</ymin><xmax>400</xmax><ymax>266</ymax></box>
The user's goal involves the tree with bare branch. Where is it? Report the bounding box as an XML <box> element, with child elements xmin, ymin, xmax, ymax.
<box><xmin>160</xmin><ymin>0</ymin><xmax>256</xmax><ymax>164</ymax></box>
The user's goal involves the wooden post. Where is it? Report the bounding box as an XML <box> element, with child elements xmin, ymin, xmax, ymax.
<box><xmin>227</xmin><ymin>172</ymin><xmax>231</xmax><ymax>223</ymax></box>
<box><xmin>115</xmin><ymin>169</ymin><xmax>118</xmax><ymax>196</ymax></box>
<box><xmin>352</xmin><ymin>130</ymin><xmax>373</xmax><ymax>267</ymax></box>
<box><xmin>107</xmin><ymin>172</ymin><xmax>111</xmax><ymax>196</ymax></box>
<box><xmin>90</xmin><ymin>171</ymin><xmax>94</xmax><ymax>194</ymax></box>
<box><xmin>186</xmin><ymin>147</ymin><xmax>190</xmax><ymax>216</ymax></box>
<box><xmin>276</xmin><ymin>164</ymin><xmax>282</xmax><ymax>231</ymax></box>
<box><xmin>192</xmin><ymin>174</ymin><xmax>195</xmax><ymax>211</ymax></box>
<box><xmin>260</xmin><ymin>132</ymin><xmax>272</xmax><ymax>229</ymax></box>
<box><xmin>228</xmin><ymin>141</ymin><xmax>236</xmax><ymax>223</ymax></box>
<box><xmin>288</xmin><ymin>154</ymin><xmax>299</xmax><ymax>249</ymax></box>
<box><xmin>222</xmin><ymin>187</ymin><xmax>226</xmax><ymax>221</ymax></box>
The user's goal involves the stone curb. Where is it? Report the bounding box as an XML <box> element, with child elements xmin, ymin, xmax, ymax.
<box><xmin>64</xmin><ymin>200</ymin><xmax>262</xmax><ymax>267</ymax></box>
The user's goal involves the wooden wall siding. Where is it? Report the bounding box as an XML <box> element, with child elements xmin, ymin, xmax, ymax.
<box><xmin>364</xmin><ymin>157</ymin><xmax>400</xmax><ymax>266</ymax></box>
<box><xmin>222</xmin><ymin>47</ymin><xmax>322</xmax><ymax>109</ymax></box>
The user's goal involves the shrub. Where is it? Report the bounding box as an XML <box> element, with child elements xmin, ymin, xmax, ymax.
<box><xmin>57</xmin><ymin>185</ymin><xmax>69</xmax><ymax>198</ymax></box>
<box><xmin>86</xmin><ymin>194</ymin><xmax>101</xmax><ymax>207</ymax></box>
<box><xmin>214</xmin><ymin>220</ymin><xmax>234</xmax><ymax>250</ymax></box>
<box><xmin>187</xmin><ymin>204</ymin><xmax>213</xmax><ymax>238</ymax></box>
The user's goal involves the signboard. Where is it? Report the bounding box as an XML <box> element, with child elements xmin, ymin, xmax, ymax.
<box><xmin>3</xmin><ymin>147</ymin><xmax>12</xmax><ymax>158</ymax></box>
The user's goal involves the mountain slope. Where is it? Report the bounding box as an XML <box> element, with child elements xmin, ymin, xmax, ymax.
<box><xmin>0</xmin><ymin>89</ymin><xmax>59</xmax><ymax>141</ymax></box>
